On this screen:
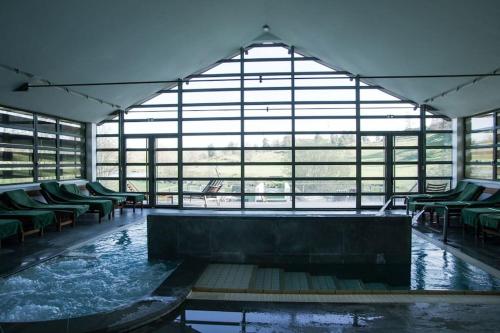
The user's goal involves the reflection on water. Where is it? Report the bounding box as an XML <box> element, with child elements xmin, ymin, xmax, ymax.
<box><xmin>411</xmin><ymin>234</ymin><xmax>500</xmax><ymax>290</ymax></box>
<box><xmin>158</xmin><ymin>308</ymin><xmax>385</xmax><ymax>333</ymax></box>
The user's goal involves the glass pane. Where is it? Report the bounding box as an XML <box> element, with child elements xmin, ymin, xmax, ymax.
<box><xmin>394</xmin><ymin>179</ymin><xmax>418</xmax><ymax>193</ymax></box>
<box><xmin>246</xmin><ymin>180</ymin><xmax>292</xmax><ymax>193</ymax></box>
<box><xmin>0</xmin><ymin>167</ymin><xmax>33</xmax><ymax>184</ymax></box>
<box><xmin>97</xmin><ymin>137</ymin><xmax>118</xmax><ymax>149</ymax></box>
<box><xmin>0</xmin><ymin>147</ymin><xmax>32</xmax><ymax>164</ymax></box>
<box><xmin>156</xmin><ymin>138</ymin><xmax>177</xmax><ymax>148</ymax></box>
<box><xmin>361</xmin><ymin>165</ymin><xmax>384</xmax><ymax>177</ymax></box>
<box><xmin>184</xmin><ymin>150</ymin><xmax>240</xmax><ymax>163</ymax></box>
<box><xmin>394</xmin><ymin>136</ymin><xmax>418</xmax><ymax>147</ymax></box>
<box><xmin>124</xmin><ymin>121</ymin><xmax>177</xmax><ymax>134</ymax></box>
<box><xmin>465</xmin><ymin>165</ymin><xmax>492</xmax><ymax>179</ymax></box>
<box><xmin>97</xmin><ymin>151</ymin><xmax>118</xmax><ymax>164</ymax></box>
<box><xmin>394</xmin><ymin>149</ymin><xmax>418</xmax><ymax>162</ymax></box>
<box><xmin>295</xmin><ymin>180</ymin><xmax>356</xmax><ymax>193</ymax></box>
<box><xmin>465</xmin><ymin>148</ymin><xmax>493</xmax><ymax>162</ymax></box>
<box><xmin>426</xmin><ymin>164</ymin><xmax>452</xmax><ymax>177</ymax></box>
<box><xmin>126</xmin><ymin>138</ymin><xmax>148</xmax><ymax>149</ymax></box>
<box><xmin>361</xmin><ymin>136</ymin><xmax>385</xmax><ymax>147</ymax></box>
<box><xmin>361</xmin><ymin>195</ymin><xmax>385</xmax><ymax>206</ymax></box>
<box><xmin>295</xmin><ymin>149</ymin><xmax>356</xmax><ymax>162</ymax></box>
<box><xmin>245</xmin><ymin>165</ymin><xmax>292</xmax><ymax>178</ymax></box>
<box><xmin>156</xmin><ymin>166</ymin><xmax>178</xmax><ymax>178</ymax></box>
<box><xmin>295</xmin><ymin>119</ymin><xmax>356</xmax><ymax>132</ymax></box>
<box><xmin>466</xmin><ymin>132</ymin><xmax>493</xmax><ymax>146</ymax></box>
<box><xmin>394</xmin><ymin>164</ymin><xmax>418</xmax><ymax>177</ymax></box>
<box><xmin>184</xmin><ymin>180</ymin><xmax>240</xmax><ymax>193</ymax></box>
<box><xmin>156</xmin><ymin>151</ymin><xmax>178</xmax><ymax>163</ymax></box>
<box><xmin>466</xmin><ymin>113</ymin><xmax>493</xmax><ymax>131</ymax></box>
<box><xmin>156</xmin><ymin>195</ymin><xmax>178</xmax><ymax>205</ymax></box>
<box><xmin>361</xmin><ymin>118</ymin><xmax>420</xmax><ymax>131</ymax></box>
<box><xmin>426</xmin><ymin>118</ymin><xmax>452</xmax><ymax>130</ymax></box>
<box><xmin>184</xmin><ymin>120</ymin><xmax>240</xmax><ymax>133</ymax></box>
<box><xmin>183</xmin><ymin>135</ymin><xmax>240</xmax><ymax>148</ymax></box>
<box><xmin>126</xmin><ymin>151</ymin><xmax>148</xmax><ymax>163</ymax></box>
<box><xmin>98</xmin><ymin>179</ymin><xmax>119</xmax><ymax>191</ymax></box>
<box><xmin>295</xmin><ymin>134</ymin><xmax>356</xmax><ymax>147</ymax></box>
<box><xmin>245</xmin><ymin>197</ymin><xmax>292</xmax><ymax>209</ymax></box>
<box><xmin>183</xmin><ymin>165</ymin><xmax>240</xmax><ymax>178</ymax></box>
<box><xmin>96</xmin><ymin>122</ymin><xmax>118</xmax><ymax>134</ymax></box>
<box><xmin>295</xmin><ymin>196</ymin><xmax>356</xmax><ymax>208</ymax></box>
<box><xmin>245</xmin><ymin>134</ymin><xmax>291</xmax><ymax>147</ymax></box>
<box><xmin>427</xmin><ymin>133</ymin><xmax>452</xmax><ymax>146</ymax></box>
<box><xmin>245</xmin><ymin>150</ymin><xmax>291</xmax><ymax>163</ymax></box>
<box><xmin>97</xmin><ymin>165</ymin><xmax>119</xmax><ymax>178</ymax></box>
<box><xmin>245</xmin><ymin>119</ymin><xmax>291</xmax><ymax>132</ymax></box>
<box><xmin>127</xmin><ymin>165</ymin><xmax>148</xmax><ymax>178</ymax></box>
<box><xmin>361</xmin><ymin>180</ymin><xmax>385</xmax><ymax>193</ymax></box>
<box><xmin>296</xmin><ymin>165</ymin><xmax>356</xmax><ymax>177</ymax></box>
<box><xmin>361</xmin><ymin>149</ymin><xmax>384</xmax><ymax>162</ymax></box>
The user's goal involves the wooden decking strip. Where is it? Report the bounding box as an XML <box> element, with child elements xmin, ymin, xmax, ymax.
<box><xmin>188</xmin><ymin>291</ymin><xmax>500</xmax><ymax>304</ymax></box>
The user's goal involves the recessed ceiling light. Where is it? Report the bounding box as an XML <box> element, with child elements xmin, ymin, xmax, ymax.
<box><xmin>262</xmin><ymin>24</ymin><xmax>270</xmax><ymax>32</ymax></box>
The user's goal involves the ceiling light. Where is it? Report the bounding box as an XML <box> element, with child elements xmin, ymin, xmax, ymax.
<box><xmin>262</xmin><ymin>24</ymin><xmax>270</xmax><ymax>32</ymax></box>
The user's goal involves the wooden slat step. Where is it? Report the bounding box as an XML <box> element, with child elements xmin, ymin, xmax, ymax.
<box><xmin>251</xmin><ymin>268</ymin><xmax>282</xmax><ymax>292</ymax></box>
<box><xmin>363</xmin><ymin>282</ymin><xmax>387</xmax><ymax>290</ymax></box>
<box><xmin>195</xmin><ymin>264</ymin><xmax>256</xmax><ymax>290</ymax></box>
<box><xmin>337</xmin><ymin>279</ymin><xmax>364</xmax><ymax>290</ymax></box>
<box><xmin>283</xmin><ymin>272</ymin><xmax>310</xmax><ymax>291</ymax></box>
<box><xmin>310</xmin><ymin>275</ymin><xmax>337</xmax><ymax>291</ymax></box>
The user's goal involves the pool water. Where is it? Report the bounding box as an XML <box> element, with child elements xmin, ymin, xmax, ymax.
<box><xmin>0</xmin><ymin>223</ymin><xmax>176</xmax><ymax>322</ymax></box>
<box><xmin>411</xmin><ymin>234</ymin><xmax>500</xmax><ymax>291</ymax></box>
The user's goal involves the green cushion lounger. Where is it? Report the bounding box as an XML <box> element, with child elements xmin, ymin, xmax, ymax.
<box><xmin>478</xmin><ymin>213</ymin><xmax>500</xmax><ymax>241</ymax></box>
<box><xmin>40</xmin><ymin>182</ymin><xmax>113</xmax><ymax>223</ymax></box>
<box><xmin>406</xmin><ymin>180</ymin><xmax>470</xmax><ymax>214</ymax></box>
<box><xmin>61</xmin><ymin>184</ymin><xmax>125</xmax><ymax>217</ymax></box>
<box><xmin>0</xmin><ymin>201</ymin><xmax>56</xmax><ymax>240</ymax></box>
<box><xmin>0</xmin><ymin>219</ymin><xmax>22</xmax><ymax>248</ymax></box>
<box><xmin>408</xmin><ymin>182</ymin><xmax>484</xmax><ymax>215</ymax></box>
<box><xmin>461</xmin><ymin>207</ymin><xmax>500</xmax><ymax>238</ymax></box>
<box><xmin>2</xmin><ymin>189</ymin><xmax>89</xmax><ymax>231</ymax></box>
<box><xmin>86</xmin><ymin>181</ymin><xmax>145</xmax><ymax>212</ymax></box>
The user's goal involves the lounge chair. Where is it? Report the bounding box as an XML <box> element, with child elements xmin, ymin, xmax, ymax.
<box><xmin>0</xmin><ymin>219</ymin><xmax>22</xmax><ymax>248</ymax></box>
<box><xmin>406</xmin><ymin>180</ymin><xmax>468</xmax><ymax>214</ymax></box>
<box><xmin>61</xmin><ymin>183</ymin><xmax>125</xmax><ymax>217</ymax></box>
<box><xmin>461</xmin><ymin>207</ymin><xmax>500</xmax><ymax>238</ymax></box>
<box><xmin>86</xmin><ymin>181</ymin><xmax>145</xmax><ymax>212</ymax></box>
<box><xmin>478</xmin><ymin>213</ymin><xmax>500</xmax><ymax>242</ymax></box>
<box><xmin>407</xmin><ymin>182</ymin><xmax>483</xmax><ymax>215</ymax></box>
<box><xmin>40</xmin><ymin>182</ymin><xmax>113</xmax><ymax>223</ymax></box>
<box><xmin>3</xmin><ymin>189</ymin><xmax>89</xmax><ymax>231</ymax></box>
<box><xmin>186</xmin><ymin>179</ymin><xmax>223</xmax><ymax>208</ymax></box>
<box><xmin>0</xmin><ymin>201</ymin><xmax>56</xmax><ymax>240</ymax></box>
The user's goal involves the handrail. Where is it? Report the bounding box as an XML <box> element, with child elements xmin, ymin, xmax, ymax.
<box><xmin>379</xmin><ymin>195</ymin><xmax>408</xmax><ymax>213</ymax></box>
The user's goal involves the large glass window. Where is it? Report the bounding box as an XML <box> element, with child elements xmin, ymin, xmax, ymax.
<box><xmin>98</xmin><ymin>43</ymin><xmax>453</xmax><ymax>208</ymax></box>
<box><xmin>464</xmin><ymin>112</ymin><xmax>497</xmax><ymax>180</ymax></box>
<box><xmin>0</xmin><ymin>106</ymin><xmax>85</xmax><ymax>185</ymax></box>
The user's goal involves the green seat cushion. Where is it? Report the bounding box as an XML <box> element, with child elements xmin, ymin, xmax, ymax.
<box><xmin>62</xmin><ymin>184</ymin><xmax>125</xmax><ymax>205</ymax></box>
<box><xmin>3</xmin><ymin>189</ymin><xmax>89</xmax><ymax>218</ymax></box>
<box><xmin>0</xmin><ymin>219</ymin><xmax>22</xmax><ymax>239</ymax></box>
<box><xmin>41</xmin><ymin>182</ymin><xmax>112</xmax><ymax>217</ymax></box>
<box><xmin>0</xmin><ymin>210</ymin><xmax>56</xmax><ymax>229</ymax></box>
<box><xmin>406</xmin><ymin>180</ymin><xmax>468</xmax><ymax>204</ymax></box>
<box><xmin>408</xmin><ymin>183</ymin><xmax>484</xmax><ymax>213</ymax></box>
<box><xmin>87</xmin><ymin>182</ymin><xmax>145</xmax><ymax>203</ymax></box>
<box><xmin>479</xmin><ymin>214</ymin><xmax>500</xmax><ymax>230</ymax></box>
<box><xmin>461</xmin><ymin>207</ymin><xmax>500</xmax><ymax>227</ymax></box>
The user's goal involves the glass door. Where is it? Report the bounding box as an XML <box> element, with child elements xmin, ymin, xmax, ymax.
<box><xmin>360</xmin><ymin>133</ymin><xmax>422</xmax><ymax>208</ymax></box>
<box><xmin>124</xmin><ymin>135</ymin><xmax>179</xmax><ymax>207</ymax></box>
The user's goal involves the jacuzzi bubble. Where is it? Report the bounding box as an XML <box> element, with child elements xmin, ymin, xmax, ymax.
<box><xmin>0</xmin><ymin>223</ymin><xmax>176</xmax><ymax>322</ymax></box>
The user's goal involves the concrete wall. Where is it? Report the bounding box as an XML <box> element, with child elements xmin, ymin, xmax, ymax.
<box><xmin>453</xmin><ymin>117</ymin><xmax>465</xmax><ymax>186</ymax></box>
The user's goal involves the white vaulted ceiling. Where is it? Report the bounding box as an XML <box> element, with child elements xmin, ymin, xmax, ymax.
<box><xmin>0</xmin><ymin>0</ymin><xmax>499</xmax><ymax>123</ymax></box>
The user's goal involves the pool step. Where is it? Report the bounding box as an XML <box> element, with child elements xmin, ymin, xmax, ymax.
<box><xmin>195</xmin><ymin>263</ymin><xmax>257</xmax><ymax>291</ymax></box>
<box><xmin>283</xmin><ymin>272</ymin><xmax>310</xmax><ymax>291</ymax></box>
<box><xmin>194</xmin><ymin>264</ymin><xmax>391</xmax><ymax>293</ymax></box>
<box><xmin>335</xmin><ymin>278</ymin><xmax>365</xmax><ymax>291</ymax></box>
<box><xmin>310</xmin><ymin>275</ymin><xmax>337</xmax><ymax>290</ymax></box>
<box><xmin>251</xmin><ymin>268</ymin><xmax>282</xmax><ymax>292</ymax></box>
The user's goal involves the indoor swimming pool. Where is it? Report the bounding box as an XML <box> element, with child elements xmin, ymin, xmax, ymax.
<box><xmin>0</xmin><ymin>220</ymin><xmax>498</xmax><ymax>324</ymax></box>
